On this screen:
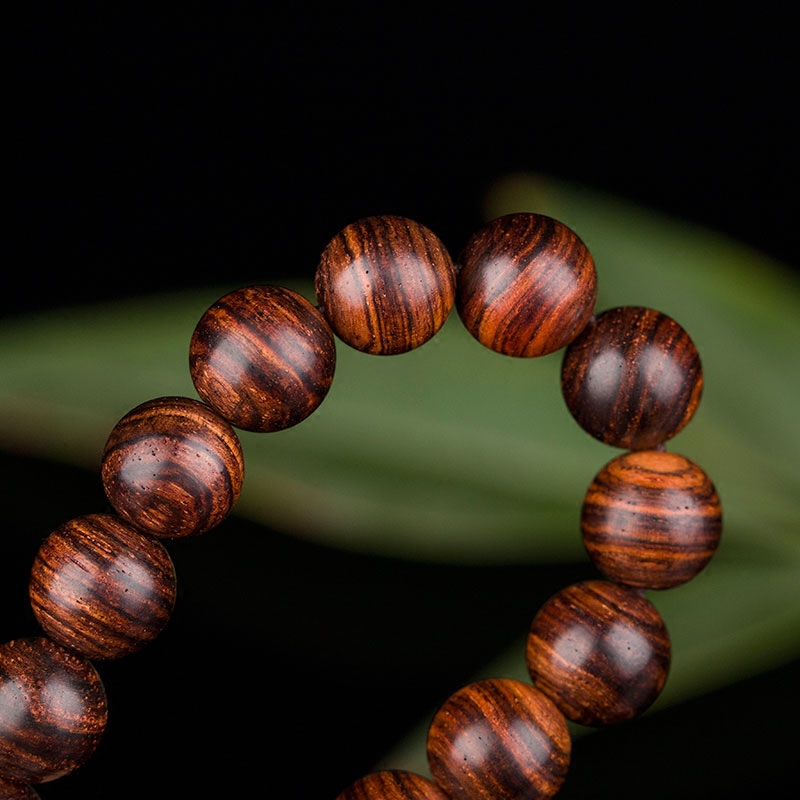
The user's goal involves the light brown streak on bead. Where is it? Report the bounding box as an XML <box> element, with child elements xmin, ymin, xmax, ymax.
<box><xmin>314</xmin><ymin>215</ymin><xmax>456</xmax><ymax>355</ymax></box>
<box><xmin>561</xmin><ymin>306</ymin><xmax>703</xmax><ymax>449</ymax></box>
<box><xmin>581</xmin><ymin>450</ymin><xmax>722</xmax><ymax>588</ymax></box>
<box><xmin>526</xmin><ymin>580</ymin><xmax>670</xmax><ymax>727</ymax></box>
<box><xmin>456</xmin><ymin>213</ymin><xmax>597</xmax><ymax>357</ymax></box>
<box><xmin>101</xmin><ymin>396</ymin><xmax>244</xmax><ymax>538</ymax></box>
<box><xmin>30</xmin><ymin>513</ymin><xmax>177</xmax><ymax>659</ymax></box>
<box><xmin>336</xmin><ymin>770</ymin><xmax>450</xmax><ymax>799</ymax></box>
<box><xmin>0</xmin><ymin>637</ymin><xmax>107</xmax><ymax>783</ymax></box>
<box><xmin>427</xmin><ymin>677</ymin><xmax>570</xmax><ymax>799</ymax></box>
<box><xmin>190</xmin><ymin>285</ymin><xmax>336</xmax><ymax>432</ymax></box>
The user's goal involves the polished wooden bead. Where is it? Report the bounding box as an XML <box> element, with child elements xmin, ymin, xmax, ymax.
<box><xmin>561</xmin><ymin>306</ymin><xmax>703</xmax><ymax>449</ymax></box>
<box><xmin>0</xmin><ymin>636</ymin><xmax>107</xmax><ymax>784</ymax></box>
<box><xmin>526</xmin><ymin>580</ymin><xmax>670</xmax><ymax>726</ymax></box>
<box><xmin>189</xmin><ymin>284</ymin><xmax>337</xmax><ymax>432</ymax></box>
<box><xmin>29</xmin><ymin>513</ymin><xmax>178</xmax><ymax>659</ymax></box>
<box><xmin>314</xmin><ymin>215</ymin><xmax>456</xmax><ymax>355</ymax></box>
<box><xmin>456</xmin><ymin>213</ymin><xmax>598</xmax><ymax>357</ymax></box>
<box><xmin>426</xmin><ymin>677</ymin><xmax>570</xmax><ymax>800</ymax></box>
<box><xmin>0</xmin><ymin>776</ymin><xmax>41</xmax><ymax>799</ymax></box>
<box><xmin>101</xmin><ymin>396</ymin><xmax>244</xmax><ymax>538</ymax></box>
<box><xmin>336</xmin><ymin>770</ymin><xmax>450</xmax><ymax>800</ymax></box>
<box><xmin>582</xmin><ymin>450</ymin><xmax>723</xmax><ymax>589</ymax></box>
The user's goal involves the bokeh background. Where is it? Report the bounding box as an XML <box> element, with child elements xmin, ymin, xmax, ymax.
<box><xmin>3</xmin><ymin>6</ymin><xmax>798</xmax><ymax>799</ymax></box>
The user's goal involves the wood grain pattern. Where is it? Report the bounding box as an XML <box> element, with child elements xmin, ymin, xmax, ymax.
<box><xmin>190</xmin><ymin>284</ymin><xmax>337</xmax><ymax>432</ymax></box>
<box><xmin>526</xmin><ymin>580</ymin><xmax>670</xmax><ymax>726</ymax></box>
<box><xmin>0</xmin><ymin>637</ymin><xmax>107</xmax><ymax>784</ymax></box>
<box><xmin>29</xmin><ymin>513</ymin><xmax>178</xmax><ymax>659</ymax></box>
<box><xmin>101</xmin><ymin>396</ymin><xmax>244</xmax><ymax>538</ymax></box>
<box><xmin>335</xmin><ymin>770</ymin><xmax>450</xmax><ymax>800</ymax></box>
<box><xmin>426</xmin><ymin>677</ymin><xmax>570</xmax><ymax>800</ymax></box>
<box><xmin>456</xmin><ymin>213</ymin><xmax>597</xmax><ymax>357</ymax></box>
<box><xmin>581</xmin><ymin>450</ymin><xmax>722</xmax><ymax>589</ymax></box>
<box><xmin>315</xmin><ymin>215</ymin><xmax>456</xmax><ymax>355</ymax></box>
<box><xmin>561</xmin><ymin>306</ymin><xmax>703</xmax><ymax>449</ymax></box>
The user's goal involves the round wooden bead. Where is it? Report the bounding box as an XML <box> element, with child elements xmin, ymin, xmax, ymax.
<box><xmin>0</xmin><ymin>636</ymin><xmax>107</xmax><ymax>784</ymax></box>
<box><xmin>456</xmin><ymin>213</ymin><xmax>598</xmax><ymax>357</ymax></box>
<box><xmin>189</xmin><ymin>284</ymin><xmax>337</xmax><ymax>432</ymax></box>
<box><xmin>29</xmin><ymin>513</ymin><xmax>178</xmax><ymax>659</ymax></box>
<box><xmin>101</xmin><ymin>396</ymin><xmax>245</xmax><ymax>538</ymax></box>
<box><xmin>426</xmin><ymin>677</ymin><xmax>570</xmax><ymax>800</ymax></box>
<box><xmin>314</xmin><ymin>215</ymin><xmax>456</xmax><ymax>355</ymax></box>
<box><xmin>336</xmin><ymin>770</ymin><xmax>450</xmax><ymax>800</ymax></box>
<box><xmin>582</xmin><ymin>450</ymin><xmax>722</xmax><ymax>589</ymax></box>
<box><xmin>526</xmin><ymin>580</ymin><xmax>670</xmax><ymax>726</ymax></box>
<box><xmin>561</xmin><ymin>306</ymin><xmax>703</xmax><ymax>449</ymax></box>
<box><xmin>0</xmin><ymin>776</ymin><xmax>41</xmax><ymax>799</ymax></box>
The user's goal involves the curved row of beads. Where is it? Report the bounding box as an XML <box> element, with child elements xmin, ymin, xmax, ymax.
<box><xmin>0</xmin><ymin>213</ymin><xmax>722</xmax><ymax>799</ymax></box>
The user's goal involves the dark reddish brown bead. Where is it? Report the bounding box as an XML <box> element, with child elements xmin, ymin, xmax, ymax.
<box><xmin>336</xmin><ymin>770</ymin><xmax>450</xmax><ymax>800</ymax></box>
<box><xmin>0</xmin><ymin>637</ymin><xmax>107</xmax><ymax>784</ymax></box>
<box><xmin>582</xmin><ymin>450</ymin><xmax>722</xmax><ymax>589</ymax></box>
<box><xmin>0</xmin><ymin>776</ymin><xmax>41</xmax><ymax>799</ymax></box>
<box><xmin>101</xmin><ymin>396</ymin><xmax>244</xmax><ymax>538</ymax></box>
<box><xmin>526</xmin><ymin>580</ymin><xmax>670</xmax><ymax>726</ymax></box>
<box><xmin>426</xmin><ymin>677</ymin><xmax>570</xmax><ymax>800</ymax></box>
<box><xmin>561</xmin><ymin>306</ymin><xmax>703</xmax><ymax>449</ymax></box>
<box><xmin>314</xmin><ymin>215</ymin><xmax>456</xmax><ymax>355</ymax></box>
<box><xmin>189</xmin><ymin>284</ymin><xmax>337</xmax><ymax>432</ymax></box>
<box><xmin>29</xmin><ymin>513</ymin><xmax>178</xmax><ymax>659</ymax></box>
<box><xmin>456</xmin><ymin>213</ymin><xmax>598</xmax><ymax>357</ymax></box>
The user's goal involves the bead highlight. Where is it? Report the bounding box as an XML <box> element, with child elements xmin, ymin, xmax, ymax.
<box><xmin>101</xmin><ymin>396</ymin><xmax>245</xmax><ymax>538</ymax></box>
<box><xmin>561</xmin><ymin>305</ymin><xmax>703</xmax><ymax>449</ymax></box>
<box><xmin>315</xmin><ymin>215</ymin><xmax>457</xmax><ymax>355</ymax></box>
<box><xmin>526</xmin><ymin>580</ymin><xmax>671</xmax><ymax>726</ymax></box>
<box><xmin>190</xmin><ymin>284</ymin><xmax>337</xmax><ymax>432</ymax></box>
<box><xmin>0</xmin><ymin>637</ymin><xmax>107</xmax><ymax>783</ymax></box>
<box><xmin>29</xmin><ymin>513</ymin><xmax>178</xmax><ymax>659</ymax></box>
<box><xmin>457</xmin><ymin>212</ymin><xmax>598</xmax><ymax>357</ymax></box>
<box><xmin>581</xmin><ymin>450</ymin><xmax>722</xmax><ymax>589</ymax></box>
<box><xmin>426</xmin><ymin>677</ymin><xmax>571</xmax><ymax>800</ymax></box>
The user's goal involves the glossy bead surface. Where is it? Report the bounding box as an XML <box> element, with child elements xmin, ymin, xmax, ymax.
<box><xmin>0</xmin><ymin>637</ymin><xmax>107</xmax><ymax>783</ymax></box>
<box><xmin>426</xmin><ymin>677</ymin><xmax>570</xmax><ymax>800</ymax></box>
<box><xmin>456</xmin><ymin>213</ymin><xmax>597</xmax><ymax>357</ymax></box>
<box><xmin>526</xmin><ymin>580</ymin><xmax>670</xmax><ymax>726</ymax></box>
<box><xmin>582</xmin><ymin>450</ymin><xmax>722</xmax><ymax>589</ymax></box>
<box><xmin>315</xmin><ymin>215</ymin><xmax>456</xmax><ymax>355</ymax></box>
<box><xmin>0</xmin><ymin>777</ymin><xmax>41</xmax><ymax>799</ymax></box>
<box><xmin>336</xmin><ymin>770</ymin><xmax>450</xmax><ymax>800</ymax></box>
<box><xmin>561</xmin><ymin>306</ymin><xmax>703</xmax><ymax>449</ymax></box>
<box><xmin>101</xmin><ymin>396</ymin><xmax>244</xmax><ymax>538</ymax></box>
<box><xmin>30</xmin><ymin>513</ymin><xmax>178</xmax><ymax>659</ymax></box>
<box><xmin>189</xmin><ymin>284</ymin><xmax>337</xmax><ymax>432</ymax></box>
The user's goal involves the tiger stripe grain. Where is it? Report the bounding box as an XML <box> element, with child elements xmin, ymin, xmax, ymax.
<box><xmin>456</xmin><ymin>213</ymin><xmax>598</xmax><ymax>358</ymax></box>
<box><xmin>29</xmin><ymin>513</ymin><xmax>177</xmax><ymax>660</ymax></box>
<box><xmin>190</xmin><ymin>284</ymin><xmax>336</xmax><ymax>432</ymax></box>
<box><xmin>101</xmin><ymin>396</ymin><xmax>244</xmax><ymax>538</ymax></box>
<box><xmin>526</xmin><ymin>580</ymin><xmax>670</xmax><ymax>727</ymax></box>
<box><xmin>581</xmin><ymin>449</ymin><xmax>722</xmax><ymax>588</ymax></box>
<box><xmin>561</xmin><ymin>306</ymin><xmax>703</xmax><ymax>449</ymax></box>
<box><xmin>426</xmin><ymin>677</ymin><xmax>570</xmax><ymax>799</ymax></box>
<box><xmin>314</xmin><ymin>215</ymin><xmax>456</xmax><ymax>355</ymax></box>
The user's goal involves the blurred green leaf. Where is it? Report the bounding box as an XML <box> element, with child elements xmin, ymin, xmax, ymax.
<box><xmin>1</xmin><ymin>172</ymin><xmax>799</xmax><ymax>776</ymax></box>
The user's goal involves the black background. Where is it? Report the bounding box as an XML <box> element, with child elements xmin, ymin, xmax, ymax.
<box><xmin>3</xmin><ymin>6</ymin><xmax>799</xmax><ymax>799</ymax></box>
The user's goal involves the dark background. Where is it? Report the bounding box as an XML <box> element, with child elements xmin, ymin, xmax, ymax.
<box><xmin>3</xmin><ymin>6</ymin><xmax>798</xmax><ymax>799</ymax></box>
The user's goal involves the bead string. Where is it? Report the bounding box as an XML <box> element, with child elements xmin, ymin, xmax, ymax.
<box><xmin>0</xmin><ymin>212</ymin><xmax>722</xmax><ymax>799</ymax></box>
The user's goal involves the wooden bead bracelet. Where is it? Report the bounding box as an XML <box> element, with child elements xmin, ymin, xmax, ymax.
<box><xmin>0</xmin><ymin>212</ymin><xmax>722</xmax><ymax>799</ymax></box>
